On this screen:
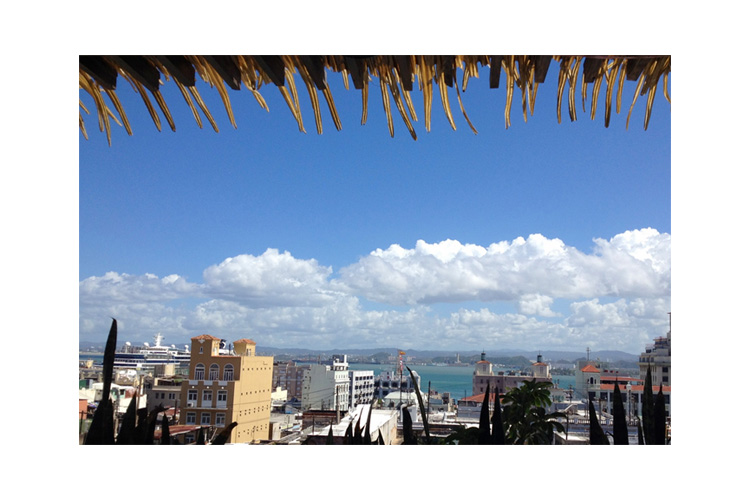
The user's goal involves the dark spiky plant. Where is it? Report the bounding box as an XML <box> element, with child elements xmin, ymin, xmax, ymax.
<box><xmin>636</xmin><ymin>416</ymin><xmax>644</xmax><ymax>445</ymax></box>
<box><xmin>406</xmin><ymin>366</ymin><xmax>430</xmax><ymax>442</ymax></box>
<box><xmin>344</xmin><ymin>419</ymin><xmax>354</xmax><ymax>444</ymax></box>
<box><xmin>401</xmin><ymin>406</ymin><xmax>418</xmax><ymax>445</ymax></box>
<box><xmin>588</xmin><ymin>398</ymin><xmax>609</xmax><ymax>445</ymax></box>
<box><xmin>654</xmin><ymin>385</ymin><xmax>666</xmax><ymax>445</ymax></box>
<box><xmin>116</xmin><ymin>396</ymin><xmax>138</xmax><ymax>445</ymax></box>
<box><xmin>611</xmin><ymin>382</ymin><xmax>629</xmax><ymax>445</ymax></box>
<box><xmin>642</xmin><ymin>365</ymin><xmax>655</xmax><ymax>444</ymax></box>
<box><xmin>196</xmin><ymin>427</ymin><xmax>206</xmax><ymax>445</ymax></box>
<box><xmin>212</xmin><ymin>422</ymin><xmax>238</xmax><ymax>445</ymax></box>
<box><xmin>326</xmin><ymin>423</ymin><xmax>334</xmax><ymax>444</ymax></box>
<box><xmin>85</xmin><ymin>318</ymin><xmax>118</xmax><ymax>444</ymax></box>
<box><xmin>377</xmin><ymin>429</ymin><xmax>385</xmax><ymax>445</ymax></box>
<box><xmin>492</xmin><ymin>387</ymin><xmax>506</xmax><ymax>444</ymax></box>
<box><xmin>353</xmin><ymin>414</ymin><xmax>363</xmax><ymax>445</ymax></box>
<box><xmin>478</xmin><ymin>384</ymin><xmax>491</xmax><ymax>444</ymax></box>
<box><xmin>143</xmin><ymin>406</ymin><xmax>163</xmax><ymax>444</ymax></box>
<box><xmin>363</xmin><ymin>404</ymin><xmax>374</xmax><ymax>444</ymax></box>
<box><xmin>160</xmin><ymin>414</ymin><xmax>171</xmax><ymax>444</ymax></box>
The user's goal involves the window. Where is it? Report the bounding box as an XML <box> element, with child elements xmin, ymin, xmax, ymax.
<box><xmin>202</xmin><ymin>390</ymin><xmax>213</xmax><ymax>404</ymax></box>
<box><xmin>218</xmin><ymin>390</ymin><xmax>228</xmax><ymax>403</ymax></box>
<box><xmin>223</xmin><ymin>365</ymin><xmax>234</xmax><ymax>381</ymax></box>
<box><xmin>201</xmin><ymin>413</ymin><xmax>211</xmax><ymax>425</ymax></box>
<box><xmin>186</xmin><ymin>412</ymin><xmax>196</xmax><ymax>424</ymax></box>
<box><xmin>169</xmin><ymin>393</ymin><xmax>175</xmax><ymax>400</ymax></box>
<box><xmin>209</xmin><ymin>364</ymin><xmax>219</xmax><ymax>380</ymax></box>
<box><xmin>194</xmin><ymin>364</ymin><xmax>205</xmax><ymax>380</ymax></box>
<box><xmin>216</xmin><ymin>413</ymin><xmax>226</xmax><ymax>427</ymax></box>
<box><xmin>187</xmin><ymin>390</ymin><xmax>197</xmax><ymax>402</ymax></box>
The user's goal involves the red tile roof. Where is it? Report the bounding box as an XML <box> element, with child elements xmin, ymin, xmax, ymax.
<box><xmin>234</xmin><ymin>338</ymin><xmax>257</xmax><ymax>344</ymax></box>
<box><xmin>581</xmin><ymin>364</ymin><xmax>600</xmax><ymax>373</ymax></box>
<box><xmin>192</xmin><ymin>334</ymin><xmax>220</xmax><ymax>340</ymax></box>
<box><xmin>459</xmin><ymin>393</ymin><xmax>504</xmax><ymax>403</ymax></box>
<box><xmin>599</xmin><ymin>383</ymin><xmax>671</xmax><ymax>393</ymax></box>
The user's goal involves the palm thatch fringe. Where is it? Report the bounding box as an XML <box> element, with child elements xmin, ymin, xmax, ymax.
<box><xmin>79</xmin><ymin>55</ymin><xmax>670</xmax><ymax>144</ymax></box>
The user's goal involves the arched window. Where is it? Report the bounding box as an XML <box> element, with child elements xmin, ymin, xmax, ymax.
<box><xmin>209</xmin><ymin>364</ymin><xmax>219</xmax><ymax>380</ymax></box>
<box><xmin>194</xmin><ymin>363</ymin><xmax>205</xmax><ymax>380</ymax></box>
<box><xmin>223</xmin><ymin>365</ymin><xmax>234</xmax><ymax>381</ymax></box>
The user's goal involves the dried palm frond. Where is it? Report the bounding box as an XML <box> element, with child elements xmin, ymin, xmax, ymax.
<box><xmin>79</xmin><ymin>55</ymin><xmax>670</xmax><ymax>144</ymax></box>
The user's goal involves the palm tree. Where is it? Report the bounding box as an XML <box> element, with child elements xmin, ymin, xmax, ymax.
<box><xmin>501</xmin><ymin>379</ymin><xmax>565</xmax><ymax>444</ymax></box>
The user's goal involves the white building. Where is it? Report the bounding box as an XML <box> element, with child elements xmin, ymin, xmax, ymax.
<box><xmin>349</xmin><ymin>369</ymin><xmax>375</xmax><ymax>407</ymax></box>
<box><xmin>374</xmin><ymin>369</ymin><xmax>421</xmax><ymax>399</ymax></box>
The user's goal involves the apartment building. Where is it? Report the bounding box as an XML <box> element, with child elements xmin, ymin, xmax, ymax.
<box><xmin>179</xmin><ymin>335</ymin><xmax>274</xmax><ymax>444</ymax></box>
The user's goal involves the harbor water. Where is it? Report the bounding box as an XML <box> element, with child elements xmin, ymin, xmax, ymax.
<box><xmin>350</xmin><ymin>363</ymin><xmax>576</xmax><ymax>400</ymax></box>
<box><xmin>79</xmin><ymin>354</ymin><xmax>577</xmax><ymax>399</ymax></box>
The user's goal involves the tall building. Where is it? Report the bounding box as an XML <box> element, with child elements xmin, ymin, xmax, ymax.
<box><xmin>638</xmin><ymin>326</ymin><xmax>671</xmax><ymax>386</ymax></box>
<box><xmin>272</xmin><ymin>357</ymin><xmax>351</xmax><ymax>412</ymax></box>
<box><xmin>179</xmin><ymin>335</ymin><xmax>274</xmax><ymax>444</ymax></box>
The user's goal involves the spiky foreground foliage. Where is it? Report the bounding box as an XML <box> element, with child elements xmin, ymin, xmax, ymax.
<box><xmin>491</xmin><ymin>387</ymin><xmax>506</xmax><ymax>444</ymax></box>
<box><xmin>588</xmin><ymin>399</ymin><xmax>609</xmax><ymax>445</ymax></box>
<box><xmin>642</xmin><ymin>366</ymin><xmax>655</xmax><ymax>444</ymax></box>
<box><xmin>80</xmin><ymin>56</ymin><xmax>670</xmax><ymax>144</ymax></box>
<box><xmin>478</xmin><ymin>384</ymin><xmax>492</xmax><ymax>444</ymax></box>
<box><xmin>612</xmin><ymin>382</ymin><xmax>629</xmax><ymax>445</ymax></box>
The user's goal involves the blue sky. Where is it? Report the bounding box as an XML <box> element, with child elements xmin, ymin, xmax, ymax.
<box><xmin>79</xmin><ymin>58</ymin><xmax>671</xmax><ymax>354</ymax></box>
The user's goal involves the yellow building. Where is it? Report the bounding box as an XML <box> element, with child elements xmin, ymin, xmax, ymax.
<box><xmin>179</xmin><ymin>335</ymin><xmax>274</xmax><ymax>444</ymax></box>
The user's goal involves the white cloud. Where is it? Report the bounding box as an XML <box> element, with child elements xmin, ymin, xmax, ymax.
<box><xmin>79</xmin><ymin>229</ymin><xmax>671</xmax><ymax>353</ymax></box>
<box><xmin>202</xmin><ymin>249</ymin><xmax>338</xmax><ymax>307</ymax></box>
<box><xmin>337</xmin><ymin>229</ymin><xmax>670</xmax><ymax>305</ymax></box>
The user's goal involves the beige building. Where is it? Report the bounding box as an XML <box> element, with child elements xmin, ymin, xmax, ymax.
<box><xmin>179</xmin><ymin>335</ymin><xmax>274</xmax><ymax>444</ymax></box>
<box><xmin>472</xmin><ymin>351</ymin><xmax>552</xmax><ymax>396</ymax></box>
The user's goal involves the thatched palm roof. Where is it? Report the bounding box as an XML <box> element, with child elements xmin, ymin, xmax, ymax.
<box><xmin>79</xmin><ymin>55</ymin><xmax>670</xmax><ymax>144</ymax></box>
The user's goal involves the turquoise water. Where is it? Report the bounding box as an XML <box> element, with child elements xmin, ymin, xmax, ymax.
<box><xmin>350</xmin><ymin>363</ymin><xmax>576</xmax><ymax>400</ymax></box>
<box><xmin>79</xmin><ymin>354</ymin><xmax>575</xmax><ymax>398</ymax></box>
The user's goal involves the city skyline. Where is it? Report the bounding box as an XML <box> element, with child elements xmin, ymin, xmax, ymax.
<box><xmin>79</xmin><ymin>57</ymin><xmax>671</xmax><ymax>356</ymax></box>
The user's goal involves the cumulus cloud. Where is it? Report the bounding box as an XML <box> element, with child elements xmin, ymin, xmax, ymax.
<box><xmin>336</xmin><ymin>229</ymin><xmax>670</xmax><ymax>305</ymax></box>
<box><xmin>202</xmin><ymin>249</ymin><xmax>338</xmax><ymax>307</ymax></box>
<box><xmin>79</xmin><ymin>229</ymin><xmax>671</xmax><ymax>353</ymax></box>
<box><xmin>79</xmin><ymin>271</ymin><xmax>200</xmax><ymax>305</ymax></box>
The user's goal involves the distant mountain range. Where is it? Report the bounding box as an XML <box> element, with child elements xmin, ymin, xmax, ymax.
<box><xmin>79</xmin><ymin>341</ymin><xmax>639</xmax><ymax>363</ymax></box>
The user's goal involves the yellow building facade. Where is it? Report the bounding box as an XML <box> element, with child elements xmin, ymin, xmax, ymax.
<box><xmin>179</xmin><ymin>335</ymin><xmax>274</xmax><ymax>443</ymax></box>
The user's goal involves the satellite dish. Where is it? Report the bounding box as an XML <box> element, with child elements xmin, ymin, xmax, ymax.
<box><xmin>144</xmin><ymin>342</ymin><xmax>150</xmax><ymax>347</ymax></box>
<box><xmin>125</xmin><ymin>341</ymin><xmax>131</xmax><ymax>346</ymax></box>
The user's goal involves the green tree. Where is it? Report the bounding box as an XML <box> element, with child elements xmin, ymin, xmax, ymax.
<box><xmin>501</xmin><ymin>379</ymin><xmax>564</xmax><ymax>444</ymax></box>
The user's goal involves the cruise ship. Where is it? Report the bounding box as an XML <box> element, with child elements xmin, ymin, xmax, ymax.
<box><xmin>112</xmin><ymin>333</ymin><xmax>191</xmax><ymax>369</ymax></box>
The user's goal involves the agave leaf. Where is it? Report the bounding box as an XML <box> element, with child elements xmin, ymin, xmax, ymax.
<box><xmin>612</xmin><ymin>382</ymin><xmax>629</xmax><ymax>445</ymax></box>
<box><xmin>588</xmin><ymin>399</ymin><xmax>609</xmax><ymax>445</ymax></box>
<box><xmin>654</xmin><ymin>385</ymin><xmax>666</xmax><ymax>445</ymax></box>
<box><xmin>491</xmin><ymin>387</ymin><xmax>506</xmax><ymax>444</ymax></box>
<box><xmin>160</xmin><ymin>413</ymin><xmax>171</xmax><ymax>445</ymax></box>
<box><xmin>478</xmin><ymin>384</ymin><xmax>491</xmax><ymax>444</ymax></box>
<box><xmin>212</xmin><ymin>422</ymin><xmax>238</xmax><ymax>445</ymax></box>
<box><xmin>406</xmin><ymin>366</ymin><xmax>430</xmax><ymax>440</ymax></box>
<box><xmin>363</xmin><ymin>404</ymin><xmax>373</xmax><ymax>444</ymax></box>
<box><xmin>401</xmin><ymin>405</ymin><xmax>417</xmax><ymax>445</ymax></box>
<box><xmin>84</xmin><ymin>319</ymin><xmax>117</xmax><ymax>444</ymax></box>
<box><xmin>326</xmin><ymin>423</ymin><xmax>334</xmax><ymax>445</ymax></box>
<box><xmin>116</xmin><ymin>396</ymin><xmax>138</xmax><ymax>445</ymax></box>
